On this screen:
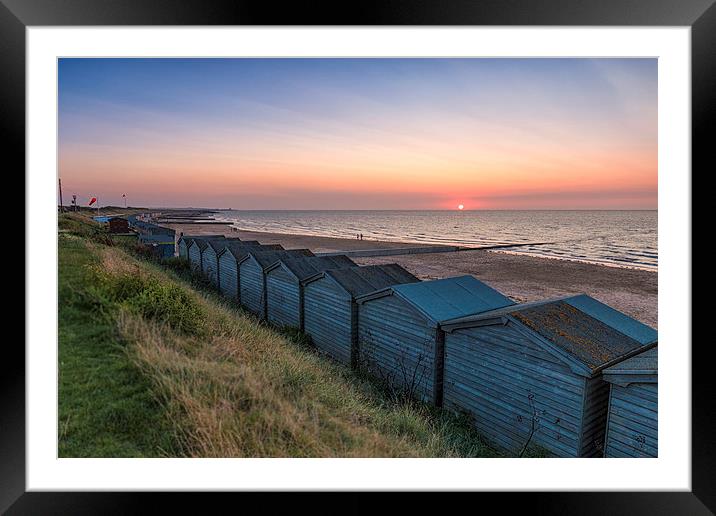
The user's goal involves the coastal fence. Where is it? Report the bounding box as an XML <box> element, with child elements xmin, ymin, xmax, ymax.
<box><xmin>149</xmin><ymin>221</ymin><xmax>659</xmax><ymax>458</ymax></box>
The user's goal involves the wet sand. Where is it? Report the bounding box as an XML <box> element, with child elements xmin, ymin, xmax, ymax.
<box><xmin>166</xmin><ymin>222</ymin><xmax>657</xmax><ymax>328</ymax></box>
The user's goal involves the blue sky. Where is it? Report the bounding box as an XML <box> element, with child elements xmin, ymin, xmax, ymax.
<box><xmin>59</xmin><ymin>58</ymin><xmax>657</xmax><ymax>209</ymax></box>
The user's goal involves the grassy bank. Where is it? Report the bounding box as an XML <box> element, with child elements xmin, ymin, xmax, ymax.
<box><xmin>58</xmin><ymin>214</ymin><xmax>502</xmax><ymax>457</ymax></box>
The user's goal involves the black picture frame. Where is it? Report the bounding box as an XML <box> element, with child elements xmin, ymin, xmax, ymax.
<box><xmin>3</xmin><ymin>0</ymin><xmax>710</xmax><ymax>512</ymax></box>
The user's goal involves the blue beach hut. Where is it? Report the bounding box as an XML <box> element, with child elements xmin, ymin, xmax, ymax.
<box><xmin>356</xmin><ymin>275</ymin><xmax>514</xmax><ymax>404</ymax></box>
<box><xmin>187</xmin><ymin>237</ymin><xmax>226</xmax><ymax>273</ymax></box>
<box><xmin>238</xmin><ymin>249</ymin><xmax>315</xmax><ymax>317</ymax></box>
<box><xmin>264</xmin><ymin>255</ymin><xmax>357</xmax><ymax>330</ymax></box>
<box><xmin>216</xmin><ymin>242</ymin><xmax>285</xmax><ymax>302</ymax></box>
<box><xmin>302</xmin><ymin>264</ymin><xmax>420</xmax><ymax>367</ymax></box>
<box><xmin>441</xmin><ymin>294</ymin><xmax>658</xmax><ymax>457</ymax></box>
<box><xmin>178</xmin><ymin>234</ymin><xmax>224</xmax><ymax>259</ymax></box>
<box><xmin>602</xmin><ymin>346</ymin><xmax>658</xmax><ymax>457</ymax></box>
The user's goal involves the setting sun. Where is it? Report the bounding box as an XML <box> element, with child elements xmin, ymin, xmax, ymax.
<box><xmin>458</xmin><ymin>204</ymin><xmax>464</xmax><ymax>210</ymax></box>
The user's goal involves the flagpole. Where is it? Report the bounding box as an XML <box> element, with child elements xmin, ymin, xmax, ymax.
<box><xmin>58</xmin><ymin>178</ymin><xmax>64</xmax><ymax>213</ymax></box>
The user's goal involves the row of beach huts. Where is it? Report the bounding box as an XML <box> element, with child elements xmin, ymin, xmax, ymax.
<box><xmin>124</xmin><ymin>214</ymin><xmax>657</xmax><ymax>458</ymax></box>
<box><xmin>171</xmin><ymin>231</ymin><xmax>658</xmax><ymax>459</ymax></box>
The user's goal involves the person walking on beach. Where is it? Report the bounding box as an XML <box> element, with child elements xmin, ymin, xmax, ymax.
<box><xmin>360</xmin><ymin>233</ymin><xmax>363</xmax><ymax>240</ymax></box>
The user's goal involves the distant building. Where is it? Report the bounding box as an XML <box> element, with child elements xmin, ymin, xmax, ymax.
<box><xmin>107</xmin><ymin>217</ymin><xmax>129</xmax><ymax>234</ymax></box>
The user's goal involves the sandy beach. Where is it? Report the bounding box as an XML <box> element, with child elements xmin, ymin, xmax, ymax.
<box><xmin>167</xmin><ymin>222</ymin><xmax>657</xmax><ymax>328</ymax></box>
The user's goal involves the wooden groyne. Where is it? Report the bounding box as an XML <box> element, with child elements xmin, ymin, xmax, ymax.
<box><xmin>317</xmin><ymin>241</ymin><xmax>554</xmax><ymax>258</ymax></box>
<box><xmin>317</xmin><ymin>246</ymin><xmax>461</xmax><ymax>258</ymax></box>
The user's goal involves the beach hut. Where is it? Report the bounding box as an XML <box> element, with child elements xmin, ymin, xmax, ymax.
<box><xmin>107</xmin><ymin>217</ymin><xmax>129</xmax><ymax>234</ymax></box>
<box><xmin>216</xmin><ymin>243</ymin><xmax>285</xmax><ymax>302</ymax></box>
<box><xmin>602</xmin><ymin>346</ymin><xmax>658</xmax><ymax>457</ymax></box>
<box><xmin>178</xmin><ymin>234</ymin><xmax>223</xmax><ymax>259</ymax></box>
<box><xmin>238</xmin><ymin>249</ymin><xmax>315</xmax><ymax>317</ymax></box>
<box><xmin>302</xmin><ymin>264</ymin><xmax>420</xmax><ymax>367</ymax></box>
<box><xmin>264</xmin><ymin>255</ymin><xmax>357</xmax><ymax>330</ymax></box>
<box><xmin>138</xmin><ymin>234</ymin><xmax>175</xmax><ymax>259</ymax></box>
<box><xmin>201</xmin><ymin>238</ymin><xmax>250</xmax><ymax>286</ymax></box>
<box><xmin>356</xmin><ymin>275</ymin><xmax>514</xmax><ymax>404</ymax></box>
<box><xmin>187</xmin><ymin>237</ymin><xmax>226</xmax><ymax>272</ymax></box>
<box><xmin>440</xmin><ymin>294</ymin><xmax>658</xmax><ymax>457</ymax></box>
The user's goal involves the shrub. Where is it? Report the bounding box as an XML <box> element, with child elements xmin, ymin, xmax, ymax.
<box><xmin>127</xmin><ymin>281</ymin><xmax>205</xmax><ymax>336</ymax></box>
<box><xmin>89</xmin><ymin>264</ymin><xmax>206</xmax><ymax>336</ymax></box>
<box><xmin>163</xmin><ymin>256</ymin><xmax>191</xmax><ymax>275</ymax></box>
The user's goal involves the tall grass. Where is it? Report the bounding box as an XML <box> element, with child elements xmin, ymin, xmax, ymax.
<box><xmin>59</xmin><ymin>214</ymin><xmax>500</xmax><ymax>457</ymax></box>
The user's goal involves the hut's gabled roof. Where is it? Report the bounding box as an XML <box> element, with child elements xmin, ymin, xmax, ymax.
<box><xmin>243</xmin><ymin>249</ymin><xmax>315</xmax><ymax>269</ymax></box>
<box><xmin>205</xmin><ymin>237</ymin><xmax>243</xmax><ymax>252</ymax></box>
<box><xmin>603</xmin><ymin>346</ymin><xmax>658</xmax><ymax>376</ymax></box>
<box><xmin>268</xmin><ymin>255</ymin><xmax>357</xmax><ymax>281</ymax></box>
<box><xmin>185</xmin><ymin>235</ymin><xmax>226</xmax><ymax>249</ymax></box>
<box><xmin>357</xmin><ymin>275</ymin><xmax>514</xmax><ymax>327</ymax></box>
<box><xmin>180</xmin><ymin>234</ymin><xmax>224</xmax><ymax>244</ymax></box>
<box><xmin>443</xmin><ymin>294</ymin><xmax>657</xmax><ymax>375</ymax></box>
<box><xmin>218</xmin><ymin>242</ymin><xmax>285</xmax><ymax>261</ymax></box>
<box><xmin>306</xmin><ymin>264</ymin><xmax>419</xmax><ymax>298</ymax></box>
<box><xmin>197</xmin><ymin>237</ymin><xmax>231</xmax><ymax>251</ymax></box>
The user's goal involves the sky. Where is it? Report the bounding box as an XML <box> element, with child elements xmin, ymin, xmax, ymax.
<box><xmin>58</xmin><ymin>58</ymin><xmax>657</xmax><ymax>210</ymax></box>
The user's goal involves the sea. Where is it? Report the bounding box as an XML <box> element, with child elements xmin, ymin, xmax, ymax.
<box><xmin>213</xmin><ymin>210</ymin><xmax>657</xmax><ymax>271</ymax></box>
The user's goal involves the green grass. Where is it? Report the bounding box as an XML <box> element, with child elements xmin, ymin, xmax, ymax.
<box><xmin>58</xmin><ymin>214</ymin><xmax>506</xmax><ymax>458</ymax></box>
<box><xmin>58</xmin><ymin>234</ymin><xmax>180</xmax><ymax>457</ymax></box>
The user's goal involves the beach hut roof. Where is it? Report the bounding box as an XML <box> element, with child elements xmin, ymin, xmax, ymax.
<box><xmin>184</xmin><ymin>235</ymin><xmax>225</xmax><ymax>247</ymax></box>
<box><xmin>242</xmin><ymin>249</ymin><xmax>315</xmax><ymax>269</ymax></box>
<box><xmin>603</xmin><ymin>346</ymin><xmax>658</xmax><ymax>376</ymax></box>
<box><xmin>267</xmin><ymin>255</ymin><xmax>357</xmax><ymax>280</ymax></box>
<box><xmin>206</xmin><ymin>238</ymin><xmax>243</xmax><ymax>251</ymax></box>
<box><xmin>305</xmin><ymin>264</ymin><xmax>419</xmax><ymax>298</ymax></box>
<box><xmin>443</xmin><ymin>294</ymin><xmax>657</xmax><ymax>374</ymax></box>
<box><xmin>217</xmin><ymin>242</ymin><xmax>285</xmax><ymax>260</ymax></box>
<box><xmin>197</xmin><ymin>237</ymin><xmax>230</xmax><ymax>251</ymax></box>
<box><xmin>139</xmin><ymin>234</ymin><xmax>174</xmax><ymax>244</ymax></box>
<box><xmin>356</xmin><ymin>275</ymin><xmax>514</xmax><ymax>326</ymax></box>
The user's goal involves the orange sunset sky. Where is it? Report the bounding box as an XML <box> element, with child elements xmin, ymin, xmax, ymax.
<box><xmin>58</xmin><ymin>58</ymin><xmax>657</xmax><ymax>210</ymax></box>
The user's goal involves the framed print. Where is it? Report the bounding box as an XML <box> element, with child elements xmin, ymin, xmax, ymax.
<box><xmin>5</xmin><ymin>0</ymin><xmax>711</xmax><ymax>512</ymax></box>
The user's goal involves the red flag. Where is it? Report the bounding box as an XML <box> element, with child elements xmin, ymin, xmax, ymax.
<box><xmin>89</xmin><ymin>197</ymin><xmax>97</xmax><ymax>206</ymax></box>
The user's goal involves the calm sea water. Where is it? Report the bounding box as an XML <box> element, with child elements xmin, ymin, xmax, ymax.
<box><xmin>214</xmin><ymin>210</ymin><xmax>657</xmax><ymax>270</ymax></box>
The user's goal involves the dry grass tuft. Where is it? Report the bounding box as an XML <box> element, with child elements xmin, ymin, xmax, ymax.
<box><xmin>95</xmin><ymin>243</ymin><xmax>496</xmax><ymax>457</ymax></box>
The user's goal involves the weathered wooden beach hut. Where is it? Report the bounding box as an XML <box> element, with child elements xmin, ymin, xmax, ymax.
<box><xmin>107</xmin><ymin>217</ymin><xmax>129</xmax><ymax>234</ymax></box>
<box><xmin>356</xmin><ymin>275</ymin><xmax>514</xmax><ymax>404</ymax></box>
<box><xmin>440</xmin><ymin>294</ymin><xmax>658</xmax><ymax>457</ymax></box>
<box><xmin>187</xmin><ymin>237</ymin><xmax>226</xmax><ymax>272</ymax></box>
<box><xmin>178</xmin><ymin>234</ymin><xmax>224</xmax><ymax>259</ymax></box>
<box><xmin>238</xmin><ymin>249</ymin><xmax>315</xmax><ymax>317</ymax></box>
<box><xmin>201</xmin><ymin>239</ymin><xmax>260</xmax><ymax>286</ymax></box>
<box><xmin>302</xmin><ymin>264</ymin><xmax>419</xmax><ymax>367</ymax></box>
<box><xmin>602</xmin><ymin>346</ymin><xmax>658</xmax><ymax>457</ymax></box>
<box><xmin>264</xmin><ymin>255</ymin><xmax>357</xmax><ymax>330</ymax></box>
<box><xmin>216</xmin><ymin>242</ymin><xmax>285</xmax><ymax>301</ymax></box>
<box><xmin>138</xmin><ymin>234</ymin><xmax>175</xmax><ymax>259</ymax></box>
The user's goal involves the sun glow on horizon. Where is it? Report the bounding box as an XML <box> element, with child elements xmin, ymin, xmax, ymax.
<box><xmin>58</xmin><ymin>58</ymin><xmax>658</xmax><ymax>210</ymax></box>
